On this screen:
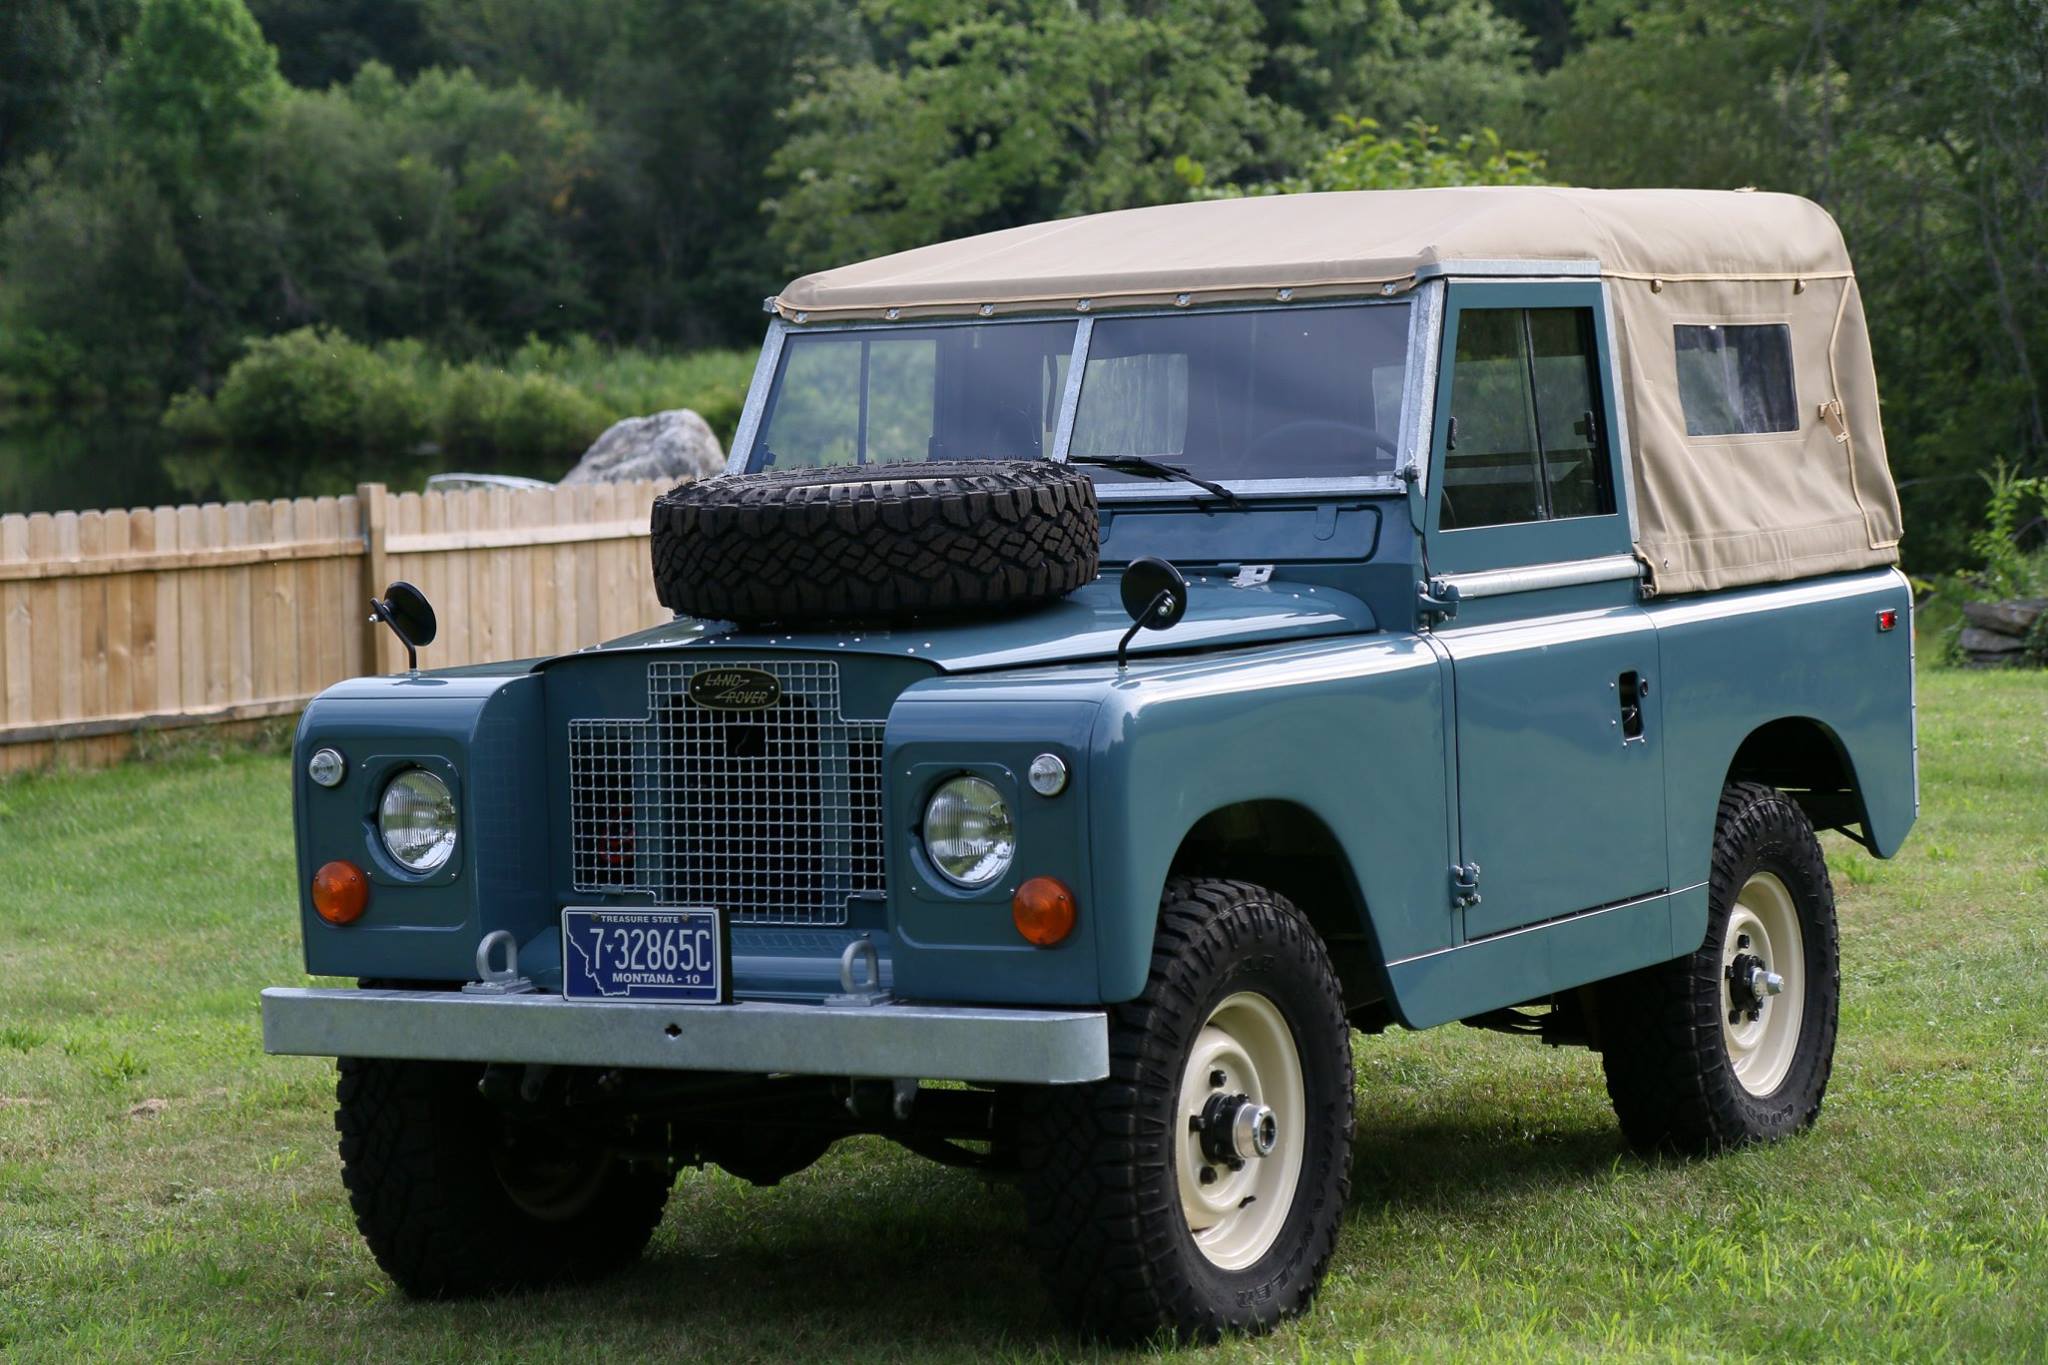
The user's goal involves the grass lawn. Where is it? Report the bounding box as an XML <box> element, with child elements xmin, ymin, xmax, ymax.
<box><xmin>2</xmin><ymin>670</ymin><xmax>2044</xmax><ymax>1362</ymax></box>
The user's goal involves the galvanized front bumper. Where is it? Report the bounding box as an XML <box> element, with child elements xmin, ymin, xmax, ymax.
<box><xmin>260</xmin><ymin>987</ymin><xmax>1110</xmax><ymax>1085</ymax></box>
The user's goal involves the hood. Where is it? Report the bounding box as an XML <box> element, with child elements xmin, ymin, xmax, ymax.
<box><xmin>579</xmin><ymin>576</ymin><xmax>1375</xmax><ymax>673</ymax></box>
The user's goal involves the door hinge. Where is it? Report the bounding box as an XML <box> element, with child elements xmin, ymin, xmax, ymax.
<box><xmin>1419</xmin><ymin>577</ymin><xmax>1460</xmax><ymax>626</ymax></box>
<box><xmin>1451</xmin><ymin>862</ymin><xmax>1482</xmax><ymax>909</ymax></box>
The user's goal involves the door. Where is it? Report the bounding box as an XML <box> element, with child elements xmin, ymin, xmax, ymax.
<box><xmin>1424</xmin><ymin>283</ymin><xmax>1669</xmax><ymax>941</ymax></box>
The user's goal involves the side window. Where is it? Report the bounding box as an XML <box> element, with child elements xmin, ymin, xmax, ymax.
<box><xmin>1439</xmin><ymin>307</ymin><xmax>1614</xmax><ymax>530</ymax></box>
<box><xmin>1674</xmin><ymin>323</ymin><xmax>1796</xmax><ymax>436</ymax></box>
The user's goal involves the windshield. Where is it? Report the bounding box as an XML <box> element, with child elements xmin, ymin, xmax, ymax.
<box><xmin>750</xmin><ymin>302</ymin><xmax>1411</xmax><ymax>482</ymax></box>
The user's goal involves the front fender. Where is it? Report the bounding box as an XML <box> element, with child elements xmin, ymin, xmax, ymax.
<box><xmin>1088</xmin><ymin>634</ymin><xmax>1451</xmax><ymax>1003</ymax></box>
<box><xmin>293</xmin><ymin>671</ymin><xmax>550</xmax><ymax>983</ymax></box>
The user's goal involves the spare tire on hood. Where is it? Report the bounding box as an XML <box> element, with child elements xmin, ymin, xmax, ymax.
<box><xmin>650</xmin><ymin>459</ymin><xmax>1100</xmax><ymax>625</ymax></box>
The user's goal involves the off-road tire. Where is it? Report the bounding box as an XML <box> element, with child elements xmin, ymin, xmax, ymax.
<box><xmin>336</xmin><ymin>1057</ymin><xmax>673</xmax><ymax>1297</ymax></box>
<box><xmin>649</xmin><ymin>459</ymin><xmax>1099</xmax><ymax>624</ymax></box>
<box><xmin>1015</xmin><ymin>878</ymin><xmax>1353</xmax><ymax>1343</ymax></box>
<box><xmin>1593</xmin><ymin>782</ymin><xmax>1841</xmax><ymax>1153</ymax></box>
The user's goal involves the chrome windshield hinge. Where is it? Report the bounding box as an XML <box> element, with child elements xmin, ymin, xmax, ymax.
<box><xmin>1451</xmin><ymin>863</ymin><xmax>1482</xmax><ymax>910</ymax></box>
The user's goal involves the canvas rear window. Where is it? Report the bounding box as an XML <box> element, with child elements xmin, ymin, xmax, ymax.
<box><xmin>1674</xmin><ymin>323</ymin><xmax>1798</xmax><ymax>437</ymax></box>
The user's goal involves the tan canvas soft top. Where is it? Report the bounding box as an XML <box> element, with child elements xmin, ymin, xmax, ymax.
<box><xmin>772</xmin><ymin>188</ymin><xmax>1901</xmax><ymax>595</ymax></box>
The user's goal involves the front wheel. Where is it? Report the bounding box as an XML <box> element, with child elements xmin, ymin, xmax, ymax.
<box><xmin>1017</xmin><ymin>878</ymin><xmax>1353</xmax><ymax>1343</ymax></box>
<box><xmin>336</xmin><ymin>1057</ymin><xmax>673</xmax><ymax>1297</ymax></box>
<box><xmin>1594</xmin><ymin>782</ymin><xmax>1841</xmax><ymax>1153</ymax></box>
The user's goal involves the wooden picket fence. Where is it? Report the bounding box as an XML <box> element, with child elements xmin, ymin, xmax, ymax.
<box><xmin>0</xmin><ymin>480</ymin><xmax>672</xmax><ymax>773</ymax></box>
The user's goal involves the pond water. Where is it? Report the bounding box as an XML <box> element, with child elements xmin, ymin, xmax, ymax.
<box><xmin>0</xmin><ymin>414</ymin><xmax>567</xmax><ymax>516</ymax></box>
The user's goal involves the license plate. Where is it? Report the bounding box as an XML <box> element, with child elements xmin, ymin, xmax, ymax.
<box><xmin>561</xmin><ymin>907</ymin><xmax>724</xmax><ymax>1004</ymax></box>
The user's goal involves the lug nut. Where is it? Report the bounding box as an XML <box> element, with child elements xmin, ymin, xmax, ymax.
<box><xmin>1199</xmin><ymin>1166</ymin><xmax>1217</xmax><ymax>1185</ymax></box>
<box><xmin>1209</xmin><ymin>1069</ymin><xmax>1227</xmax><ymax>1088</ymax></box>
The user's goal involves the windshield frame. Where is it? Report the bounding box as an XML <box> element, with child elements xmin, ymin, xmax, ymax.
<box><xmin>730</xmin><ymin>286</ymin><xmax>1439</xmax><ymax>499</ymax></box>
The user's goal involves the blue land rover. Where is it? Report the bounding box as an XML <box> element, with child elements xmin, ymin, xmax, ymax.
<box><xmin>264</xmin><ymin>187</ymin><xmax>1915</xmax><ymax>1341</ymax></box>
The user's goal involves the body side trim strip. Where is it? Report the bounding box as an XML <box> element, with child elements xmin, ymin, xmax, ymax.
<box><xmin>1385</xmin><ymin>882</ymin><xmax>1707</xmax><ymax>968</ymax></box>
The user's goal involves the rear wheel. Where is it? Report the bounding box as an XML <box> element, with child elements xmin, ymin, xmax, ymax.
<box><xmin>1594</xmin><ymin>782</ymin><xmax>1841</xmax><ymax>1153</ymax></box>
<box><xmin>1018</xmin><ymin>878</ymin><xmax>1352</xmax><ymax>1342</ymax></box>
<box><xmin>336</xmin><ymin>1057</ymin><xmax>673</xmax><ymax>1297</ymax></box>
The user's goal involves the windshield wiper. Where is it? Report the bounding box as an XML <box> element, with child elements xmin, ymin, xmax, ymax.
<box><xmin>1066</xmin><ymin>454</ymin><xmax>1245</xmax><ymax>508</ymax></box>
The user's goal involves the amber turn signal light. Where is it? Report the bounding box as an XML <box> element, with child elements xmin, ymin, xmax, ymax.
<box><xmin>1012</xmin><ymin>876</ymin><xmax>1077</xmax><ymax>947</ymax></box>
<box><xmin>312</xmin><ymin>860</ymin><xmax>370</xmax><ymax>925</ymax></box>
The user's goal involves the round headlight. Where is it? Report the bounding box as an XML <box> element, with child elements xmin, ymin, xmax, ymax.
<box><xmin>378</xmin><ymin>769</ymin><xmax>457</xmax><ymax>873</ymax></box>
<box><xmin>922</xmin><ymin>775</ymin><xmax>1015</xmax><ymax>888</ymax></box>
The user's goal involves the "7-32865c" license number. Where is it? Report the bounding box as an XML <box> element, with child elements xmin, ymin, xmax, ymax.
<box><xmin>561</xmin><ymin>907</ymin><xmax>722</xmax><ymax>1004</ymax></box>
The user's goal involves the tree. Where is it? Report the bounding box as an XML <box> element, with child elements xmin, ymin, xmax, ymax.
<box><xmin>1286</xmin><ymin>0</ymin><xmax>1540</xmax><ymax>134</ymax></box>
<box><xmin>245</xmin><ymin>0</ymin><xmax>439</xmax><ymax>89</ymax></box>
<box><xmin>1187</xmin><ymin>115</ymin><xmax>1550</xmax><ymax>195</ymax></box>
<box><xmin>766</xmin><ymin>0</ymin><xmax>1293</xmax><ymax>272</ymax></box>
<box><xmin>105</xmin><ymin>0</ymin><xmax>283</xmax><ymax>192</ymax></box>
<box><xmin>425</xmin><ymin>0</ymin><xmax>863</xmax><ymax>344</ymax></box>
<box><xmin>0</xmin><ymin>6</ymin><xmax>606</xmax><ymax>396</ymax></box>
<box><xmin>0</xmin><ymin>0</ymin><xmax>139</xmax><ymax>208</ymax></box>
<box><xmin>0</xmin><ymin>164</ymin><xmax>185</xmax><ymax>399</ymax></box>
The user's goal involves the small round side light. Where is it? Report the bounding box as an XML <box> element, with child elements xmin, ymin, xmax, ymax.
<box><xmin>307</xmin><ymin>747</ymin><xmax>346</xmax><ymax>788</ymax></box>
<box><xmin>1012</xmin><ymin>876</ymin><xmax>1077</xmax><ymax>947</ymax></box>
<box><xmin>1027</xmin><ymin>753</ymin><xmax>1069</xmax><ymax>797</ymax></box>
<box><xmin>312</xmin><ymin>860</ymin><xmax>370</xmax><ymax>925</ymax></box>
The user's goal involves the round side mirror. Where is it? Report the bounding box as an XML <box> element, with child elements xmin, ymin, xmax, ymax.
<box><xmin>1120</xmin><ymin>556</ymin><xmax>1189</xmax><ymax>631</ymax></box>
<box><xmin>379</xmin><ymin>580</ymin><xmax>438</xmax><ymax>649</ymax></box>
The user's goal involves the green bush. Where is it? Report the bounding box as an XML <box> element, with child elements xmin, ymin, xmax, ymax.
<box><xmin>160</xmin><ymin>389</ymin><xmax>226</xmax><ymax>444</ymax></box>
<box><xmin>431</xmin><ymin>362</ymin><xmax>515</xmax><ymax>459</ymax></box>
<box><xmin>194</xmin><ymin>327</ymin><xmax>431</xmax><ymax>454</ymax></box>
<box><xmin>168</xmin><ymin>329</ymin><xmax>754</xmax><ymax>469</ymax></box>
<box><xmin>209</xmin><ymin>328</ymin><xmax>380</xmax><ymax>452</ymax></box>
<box><xmin>1919</xmin><ymin>466</ymin><xmax>2048</xmax><ymax>666</ymax></box>
<box><xmin>433</xmin><ymin>363</ymin><xmax>608</xmax><ymax>463</ymax></box>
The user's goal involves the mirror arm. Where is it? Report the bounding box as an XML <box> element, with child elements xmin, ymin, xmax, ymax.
<box><xmin>368</xmin><ymin>598</ymin><xmax>419</xmax><ymax>673</ymax></box>
<box><xmin>1116</xmin><ymin>589</ymin><xmax>1175</xmax><ymax>672</ymax></box>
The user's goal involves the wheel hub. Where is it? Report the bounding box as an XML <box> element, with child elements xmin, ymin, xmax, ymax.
<box><xmin>1723</xmin><ymin>940</ymin><xmax>1784</xmax><ymax>1022</ymax></box>
<box><xmin>1197</xmin><ymin>1090</ymin><xmax>1279</xmax><ymax>1169</ymax></box>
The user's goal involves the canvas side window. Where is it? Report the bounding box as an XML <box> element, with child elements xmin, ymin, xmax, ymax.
<box><xmin>1439</xmin><ymin>307</ymin><xmax>1614</xmax><ymax>530</ymax></box>
<box><xmin>1674</xmin><ymin>323</ymin><xmax>1797</xmax><ymax>436</ymax></box>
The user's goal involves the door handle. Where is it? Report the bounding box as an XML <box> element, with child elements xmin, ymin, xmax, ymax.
<box><xmin>1617</xmin><ymin>670</ymin><xmax>1648</xmax><ymax>741</ymax></box>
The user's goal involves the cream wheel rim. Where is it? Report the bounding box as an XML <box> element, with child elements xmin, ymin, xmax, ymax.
<box><xmin>1174</xmin><ymin>991</ymin><xmax>1305</xmax><ymax>1270</ymax></box>
<box><xmin>1721</xmin><ymin>871</ymin><xmax>1806</xmax><ymax>1097</ymax></box>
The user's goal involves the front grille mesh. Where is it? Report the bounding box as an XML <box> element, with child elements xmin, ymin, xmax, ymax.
<box><xmin>569</xmin><ymin>660</ymin><xmax>884</xmax><ymax>925</ymax></box>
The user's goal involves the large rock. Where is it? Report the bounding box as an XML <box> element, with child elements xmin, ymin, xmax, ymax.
<box><xmin>561</xmin><ymin>409</ymin><xmax>725</xmax><ymax>486</ymax></box>
<box><xmin>1962</xmin><ymin>597</ymin><xmax>2048</xmax><ymax>636</ymax></box>
<box><xmin>1959</xmin><ymin>626</ymin><xmax>2028</xmax><ymax>655</ymax></box>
